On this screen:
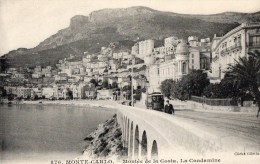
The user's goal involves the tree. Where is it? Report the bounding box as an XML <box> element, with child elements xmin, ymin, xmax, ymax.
<box><xmin>68</xmin><ymin>90</ymin><xmax>73</xmax><ymax>99</ymax></box>
<box><xmin>111</xmin><ymin>81</ymin><xmax>118</xmax><ymax>89</ymax></box>
<box><xmin>90</xmin><ymin>79</ymin><xmax>97</xmax><ymax>86</ymax></box>
<box><xmin>172</xmin><ymin>70</ymin><xmax>209</xmax><ymax>100</ymax></box>
<box><xmin>122</xmin><ymin>85</ymin><xmax>131</xmax><ymax>91</ymax></box>
<box><xmin>8</xmin><ymin>94</ymin><xmax>15</xmax><ymax>101</ymax></box>
<box><xmin>0</xmin><ymin>88</ymin><xmax>7</xmax><ymax>97</ymax></box>
<box><xmin>17</xmin><ymin>96</ymin><xmax>23</xmax><ymax>101</ymax></box>
<box><xmin>102</xmin><ymin>80</ymin><xmax>109</xmax><ymax>89</ymax></box>
<box><xmin>97</xmin><ymin>79</ymin><xmax>103</xmax><ymax>86</ymax></box>
<box><xmin>203</xmin><ymin>74</ymin><xmax>245</xmax><ymax>99</ymax></box>
<box><xmin>218</xmin><ymin>73</ymin><xmax>246</xmax><ymax>98</ymax></box>
<box><xmin>134</xmin><ymin>86</ymin><xmax>142</xmax><ymax>101</ymax></box>
<box><xmin>0</xmin><ymin>57</ymin><xmax>8</xmax><ymax>72</ymax></box>
<box><xmin>172</xmin><ymin>80</ymin><xmax>189</xmax><ymax>100</ymax></box>
<box><xmin>160</xmin><ymin>79</ymin><xmax>174</xmax><ymax>99</ymax></box>
<box><xmin>203</xmin><ymin>83</ymin><xmax>220</xmax><ymax>98</ymax></box>
<box><xmin>67</xmin><ymin>88</ymin><xmax>73</xmax><ymax>99</ymax></box>
<box><xmin>227</xmin><ymin>50</ymin><xmax>260</xmax><ymax>117</ymax></box>
<box><xmin>33</xmin><ymin>95</ymin><xmax>39</xmax><ymax>101</ymax></box>
<box><xmin>182</xmin><ymin>70</ymin><xmax>210</xmax><ymax>97</ymax></box>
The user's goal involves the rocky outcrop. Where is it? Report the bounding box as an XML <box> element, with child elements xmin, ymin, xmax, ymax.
<box><xmin>89</xmin><ymin>6</ymin><xmax>155</xmax><ymax>23</ymax></box>
<box><xmin>70</xmin><ymin>15</ymin><xmax>90</xmax><ymax>30</ymax></box>
<box><xmin>82</xmin><ymin>114</ymin><xmax>127</xmax><ymax>159</ymax></box>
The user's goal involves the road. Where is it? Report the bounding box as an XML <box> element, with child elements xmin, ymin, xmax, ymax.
<box><xmin>175</xmin><ymin>108</ymin><xmax>260</xmax><ymax>147</ymax></box>
<box><xmin>134</xmin><ymin>101</ymin><xmax>260</xmax><ymax>149</ymax></box>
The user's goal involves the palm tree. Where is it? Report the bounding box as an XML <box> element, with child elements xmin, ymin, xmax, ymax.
<box><xmin>227</xmin><ymin>50</ymin><xmax>260</xmax><ymax>117</ymax></box>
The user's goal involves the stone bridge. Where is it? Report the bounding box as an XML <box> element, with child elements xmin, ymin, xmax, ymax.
<box><xmin>116</xmin><ymin>105</ymin><xmax>223</xmax><ymax>159</ymax></box>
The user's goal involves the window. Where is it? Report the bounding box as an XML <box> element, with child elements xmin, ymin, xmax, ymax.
<box><xmin>192</xmin><ymin>59</ymin><xmax>194</xmax><ymax>64</ymax></box>
<box><xmin>249</xmin><ymin>36</ymin><xmax>260</xmax><ymax>46</ymax></box>
<box><xmin>182</xmin><ymin>62</ymin><xmax>186</xmax><ymax>74</ymax></box>
<box><xmin>192</xmin><ymin>54</ymin><xmax>194</xmax><ymax>58</ymax></box>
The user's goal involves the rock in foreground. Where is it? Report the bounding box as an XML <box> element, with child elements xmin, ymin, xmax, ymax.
<box><xmin>82</xmin><ymin>114</ymin><xmax>127</xmax><ymax>159</ymax></box>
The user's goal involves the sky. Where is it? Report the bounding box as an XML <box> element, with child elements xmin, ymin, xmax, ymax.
<box><xmin>0</xmin><ymin>0</ymin><xmax>260</xmax><ymax>56</ymax></box>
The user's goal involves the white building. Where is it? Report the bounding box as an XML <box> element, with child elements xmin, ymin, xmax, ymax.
<box><xmin>97</xmin><ymin>54</ymin><xmax>103</xmax><ymax>60</ymax></box>
<box><xmin>164</xmin><ymin>36</ymin><xmax>179</xmax><ymax>47</ymax></box>
<box><xmin>159</xmin><ymin>60</ymin><xmax>175</xmax><ymax>84</ymax></box>
<box><xmin>61</xmin><ymin>68</ymin><xmax>72</xmax><ymax>77</ymax></box>
<box><xmin>17</xmin><ymin>87</ymin><xmax>31</xmax><ymax>98</ymax></box>
<box><xmin>211</xmin><ymin>22</ymin><xmax>260</xmax><ymax>80</ymax></box>
<box><xmin>188</xmin><ymin>36</ymin><xmax>199</xmax><ymax>47</ymax></box>
<box><xmin>84</xmin><ymin>76</ymin><xmax>93</xmax><ymax>83</ymax></box>
<box><xmin>147</xmin><ymin>40</ymin><xmax>194</xmax><ymax>92</ymax></box>
<box><xmin>146</xmin><ymin>64</ymin><xmax>160</xmax><ymax>92</ymax></box>
<box><xmin>32</xmin><ymin>72</ymin><xmax>42</xmax><ymax>79</ymax></box>
<box><xmin>131</xmin><ymin>43</ymin><xmax>139</xmax><ymax>55</ymax></box>
<box><xmin>112</xmin><ymin>52</ymin><xmax>123</xmax><ymax>59</ymax></box>
<box><xmin>42</xmin><ymin>87</ymin><xmax>54</xmax><ymax>99</ymax></box>
<box><xmin>164</xmin><ymin>36</ymin><xmax>178</xmax><ymax>55</ymax></box>
<box><xmin>175</xmin><ymin>40</ymin><xmax>190</xmax><ymax>79</ymax></box>
<box><xmin>189</xmin><ymin>47</ymin><xmax>201</xmax><ymax>70</ymax></box>
<box><xmin>83</xmin><ymin>55</ymin><xmax>92</xmax><ymax>63</ymax></box>
<box><xmin>138</xmin><ymin>39</ymin><xmax>154</xmax><ymax>59</ymax></box>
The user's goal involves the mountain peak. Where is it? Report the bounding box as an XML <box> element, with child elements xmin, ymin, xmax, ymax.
<box><xmin>70</xmin><ymin>15</ymin><xmax>89</xmax><ymax>29</ymax></box>
<box><xmin>89</xmin><ymin>6</ymin><xmax>155</xmax><ymax>23</ymax></box>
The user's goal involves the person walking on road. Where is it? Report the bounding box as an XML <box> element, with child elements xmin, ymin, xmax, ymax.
<box><xmin>164</xmin><ymin>100</ymin><xmax>174</xmax><ymax>114</ymax></box>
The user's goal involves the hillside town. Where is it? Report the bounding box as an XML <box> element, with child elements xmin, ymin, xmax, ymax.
<box><xmin>0</xmin><ymin>22</ymin><xmax>260</xmax><ymax>106</ymax></box>
<box><xmin>2</xmin><ymin>1</ymin><xmax>260</xmax><ymax>163</ymax></box>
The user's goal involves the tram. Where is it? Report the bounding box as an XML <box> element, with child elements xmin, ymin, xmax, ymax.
<box><xmin>145</xmin><ymin>92</ymin><xmax>164</xmax><ymax>111</ymax></box>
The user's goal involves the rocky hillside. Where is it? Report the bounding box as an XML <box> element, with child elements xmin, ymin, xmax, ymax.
<box><xmin>82</xmin><ymin>114</ymin><xmax>126</xmax><ymax>159</ymax></box>
<box><xmin>3</xmin><ymin>6</ymin><xmax>259</xmax><ymax>68</ymax></box>
<box><xmin>35</xmin><ymin>7</ymin><xmax>245</xmax><ymax>51</ymax></box>
<box><xmin>181</xmin><ymin>11</ymin><xmax>260</xmax><ymax>23</ymax></box>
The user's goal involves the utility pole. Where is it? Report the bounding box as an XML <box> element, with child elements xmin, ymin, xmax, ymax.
<box><xmin>131</xmin><ymin>54</ymin><xmax>134</xmax><ymax>107</ymax></box>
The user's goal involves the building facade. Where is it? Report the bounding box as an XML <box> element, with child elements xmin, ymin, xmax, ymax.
<box><xmin>211</xmin><ymin>22</ymin><xmax>260</xmax><ymax>80</ymax></box>
<box><xmin>146</xmin><ymin>39</ymin><xmax>206</xmax><ymax>92</ymax></box>
<box><xmin>131</xmin><ymin>43</ymin><xmax>139</xmax><ymax>55</ymax></box>
<box><xmin>138</xmin><ymin>39</ymin><xmax>154</xmax><ymax>59</ymax></box>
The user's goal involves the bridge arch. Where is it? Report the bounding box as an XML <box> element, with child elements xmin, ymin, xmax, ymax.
<box><xmin>151</xmin><ymin>140</ymin><xmax>158</xmax><ymax>159</ymax></box>
<box><xmin>122</xmin><ymin>116</ymin><xmax>125</xmax><ymax>145</ymax></box>
<box><xmin>127</xmin><ymin>119</ymin><xmax>130</xmax><ymax>148</ymax></box>
<box><xmin>122</xmin><ymin>116</ymin><xmax>129</xmax><ymax>147</ymax></box>
<box><xmin>126</xmin><ymin>118</ymin><xmax>128</xmax><ymax>141</ymax></box>
<box><xmin>117</xmin><ymin>105</ymin><xmax>223</xmax><ymax>160</ymax></box>
<box><xmin>123</xmin><ymin>117</ymin><xmax>126</xmax><ymax>144</ymax></box>
<box><xmin>134</xmin><ymin>125</ymin><xmax>139</xmax><ymax>158</ymax></box>
<box><xmin>141</xmin><ymin>130</ymin><xmax>148</xmax><ymax>158</ymax></box>
<box><xmin>129</xmin><ymin>121</ymin><xmax>134</xmax><ymax>157</ymax></box>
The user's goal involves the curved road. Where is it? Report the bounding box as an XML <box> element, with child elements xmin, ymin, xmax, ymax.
<box><xmin>134</xmin><ymin>101</ymin><xmax>260</xmax><ymax>151</ymax></box>
<box><xmin>175</xmin><ymin>109</ymin><xmax>260</xmax><ymax>146</ymax></box>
